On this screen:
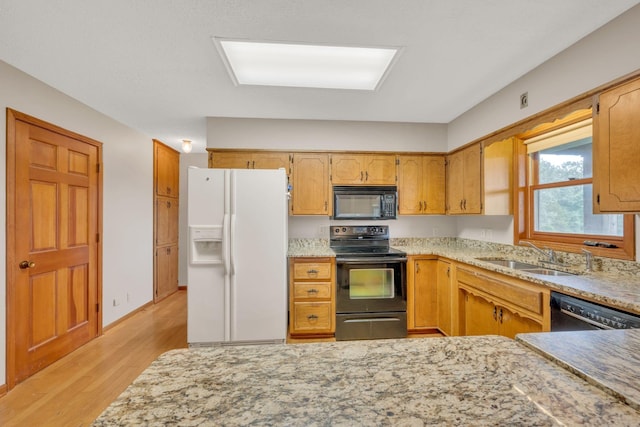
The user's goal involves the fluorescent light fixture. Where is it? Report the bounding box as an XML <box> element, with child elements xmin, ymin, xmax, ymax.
<box><xmin>214</xmin><ymin>38</ymin><xmax>400</xmax><ymax>91</ymax></box>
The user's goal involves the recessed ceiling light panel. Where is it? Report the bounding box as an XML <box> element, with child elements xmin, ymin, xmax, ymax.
<box><xmin>214</xmin><ymin>38</ymin><xmax>401</xmax><ymax>91</ymax></box>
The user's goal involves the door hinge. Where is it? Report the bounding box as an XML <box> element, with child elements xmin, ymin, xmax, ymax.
<box><xmin>596</xmin><ymin>102</ymin><xmax>600</xmax><ymax>114</ymax></box>
<box><xmin>96</xmin><ymin>163</ymin><xmax>100</xmax><ymax>173</ymax></box>
<box><xmin>597</xmin><ymin>193</ymin><xmax>600</xmax><ymax>204</ymax></box>
<box><xmin>96</xmin><ymin>303</ymin><xmax>100</xmax><ymax>312</ymax></box>
<box><xmin>396</xmin><ymin>158</ymin><xmax>400</xmax><ymax>165</ymax></box>
<box><xmin>96</xmin><ymin>233</ymin><xmax>100</xmax><ymax>243</ymax></box>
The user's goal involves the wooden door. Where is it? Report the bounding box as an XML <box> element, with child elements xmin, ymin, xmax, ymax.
<box><xmin>364</xmin><ymin>154</ymin><xmax>396</xmax><ymax>185</ymax></box>
<box><xmin>594</xmin><ymin>76</ymin><xmax>640</xmax><ymax>213</ymax></box>
<box><xmin>7</xmin><ymin>110</ymin><xmax>101</xmax><ymax>389</ymax></box>
<box><xmin>408</xmin><ymin>257</ymin><xmax>437</xmax><ymax>330</ymax></box>
<box><xmin>462</xmin><ymin>144</ymin><xmax>482</xmax><ymax>213</ymax></box>
<box><xmin>397</xmin><ymin>155</ymin><xmax>423</xmax><ymax>214</ymax></box>
<box><xmin>155</xmin><ymin>141</ymin><xmax>179</xmax><ymax>197</ymax></box>
<box><xmin>446</xmin><ymin>151</ymin><xmax>464</xmax><ymax>214</ymax></box>
<box><xmin>209</xmin><ymin>151</ymin><xmax>251</xmax><ymax>169</ymax></box>
<box><xmin>291</xmin><ymin>153</ymin><xmax>331</xmax><ymax>215</ymax></box>
<box><xmin>423</xmin><ymin>156</ymin><xmax>446</xmax><ymax>214</ymax></box>
<box><xmin>436</xmin><ymin>260</ymin><xmax>452</xmax><ymax>335</ymax></box>
<box><xmin>461</xmin><ymin>291</ymin><xmax>499</xmax><ymax>336</ymax></box>
<box><xmin>155</xmin><ymin>245</ymin><xmax>179</xmax><ymax>302</ymax></box>
<box><xmin>498</xmin><ymin>306</ymin><xmax>542</xmax><ymax>339</ymax></box>
<box><xmin>252</xmin><ymin>152</ymin><xmax>291</xmax><ymax>171</ymax></box>
<box><xmin>330</xmin><ymin>154</ymin><xmax>365</xmax><ymax>184</ymax></box>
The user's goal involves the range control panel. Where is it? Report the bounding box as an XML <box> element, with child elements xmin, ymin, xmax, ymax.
<box><xmin>330</xmin><ymin>225</ymin><xmax>389</xmax><ymax>240</ymax></box>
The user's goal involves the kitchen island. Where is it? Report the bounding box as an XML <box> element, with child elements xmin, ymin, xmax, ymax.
<box><xmin>92</xmin><ymin>335</ymin><xmax>640</xmax><ymax>426</ymax></box>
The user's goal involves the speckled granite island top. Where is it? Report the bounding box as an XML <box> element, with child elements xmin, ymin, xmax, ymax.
<box><xmin>517</xmin><ymin>329</ymin><xmax>640</xmax><ymax>411</ymax></box>
<box><xmin>92</xmin><ymin>336</ymin><xmax>640</xmax><ymax>426</ymax></box>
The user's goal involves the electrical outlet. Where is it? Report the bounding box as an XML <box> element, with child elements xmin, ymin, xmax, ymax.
<box><xmin>520</xmin><ymin>92</ymin><xmax>529</xmax><ymax>109</ymax></box>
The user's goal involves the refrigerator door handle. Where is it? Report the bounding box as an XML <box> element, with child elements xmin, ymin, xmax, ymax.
<box><xmin>230</xmin><ymin>213</ymin><xmax>237</xmax><ymax>276</ymax></box>
<box><xmin>223</xmin><ymin>213</ymin><xmax>230</xmax><ymax>275</ymax></box>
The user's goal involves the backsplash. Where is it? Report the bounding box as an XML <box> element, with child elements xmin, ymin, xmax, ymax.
<box><xmin>391</xmin><ymin>237</ymin><xmax>640</xmax><ymax>279</ymax></box>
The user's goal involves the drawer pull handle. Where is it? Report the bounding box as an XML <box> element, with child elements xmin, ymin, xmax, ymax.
<box><xmin>307</xmin><ymin>314</ymin><xmax>319</xmax><ymax>320</ymax></box>
<box><xmin>307</xmin><ymin>288</ymin><xmax>319</xmax><ymax>294</ymax></box>
<box><xmin>307</xmin><ymin>269</ymin><xmax>319</xmax><ymax>274</ymax></box>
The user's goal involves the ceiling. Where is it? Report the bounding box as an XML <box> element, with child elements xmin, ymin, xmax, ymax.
<box><xmin>1</xmin><ymin>1</ymin><xmax>638</xmax><ymax>153</ymax></box>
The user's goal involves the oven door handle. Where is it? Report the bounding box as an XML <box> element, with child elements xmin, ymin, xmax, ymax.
<box><xmin>336</xmin><ymin>257</ymin><xmax>407</xmax><ymax>263</ymax></box>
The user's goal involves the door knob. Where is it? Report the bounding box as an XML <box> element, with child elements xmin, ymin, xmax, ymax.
<box><xmin>19</xmin><ymin>261</ymin><xmax>36</xmax><ymax>269</ymax></box>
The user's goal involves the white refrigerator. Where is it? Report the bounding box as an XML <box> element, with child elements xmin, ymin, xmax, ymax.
<box><xmin>187</xmin><ymin>167</ymin><xmax>288</xmax><ymax>345</ymax></box>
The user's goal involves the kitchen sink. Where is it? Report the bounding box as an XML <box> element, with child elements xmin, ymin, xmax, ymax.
<box><xmin>475</xmin><ymin>257</ymin><xmax>539</xmax><ymax>270</ymax></box>
<box><xmin>475</xmin><ymin>257</ymin><xmax>576</xmax><ymax>276</ymax></box>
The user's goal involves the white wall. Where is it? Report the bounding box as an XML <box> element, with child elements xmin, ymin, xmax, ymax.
<box><xmin>207</xmin><ymin>117</ymin><xmax>447</xmax><ymax>152</ymax></box>
<box><xmin>449</xmin><ymin>5</ymin><xmax>640</xmax><ymax>259</ymax></box>
<box><xmin>0</xmin><ymin>60</ymin><xmax>154</xmax><ymax>386</ymax></box>
<box><xmin>178</xmin><ymin>153</ymin><xmax>209</xmax><ymax>285</ymax></box>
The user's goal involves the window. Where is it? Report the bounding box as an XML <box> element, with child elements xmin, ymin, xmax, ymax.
<box><xmin>519</xmin><ymin>111</ymin><xmax>634</xmax><ymax>260</ymax></box>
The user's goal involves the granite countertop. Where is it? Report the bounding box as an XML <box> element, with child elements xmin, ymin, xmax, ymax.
<box><xmin>517</xmin><ymin>329</ymin><xmax>640</xmax><ymax>411</ymax></box>
<box><xmin>92</xmin><ymin>336</ymin><xmax>640</xmax><ymax>426</ymax></box>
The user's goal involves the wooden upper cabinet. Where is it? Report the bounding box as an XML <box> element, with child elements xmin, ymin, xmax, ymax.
<box><xmin>209</xmin><ymin>150</ymin><xmax>291</xmax><ymax>174</ymax></box>
<box><xmin>291</xmin><ymin>153</ymin><xmax>331</xmax><ymax>215</ymax></box>
<box><xmin>446</xmin><ymin>144</ymin><xmax>482</xmax><ymax>214</ymax></box>
<box><xmin>483</xmin><ymin>138</ymin><xmax>513</xmax><ymax>215</ymax></box>
<box><xmin>155</xmin><ymin>141</ymin><xmax>179</xmax><ymax>197</ymax></box>
<box><xmin>331</xmin><ymin>153</ymin><xmax>396</xmax><ymax>185</ymax></box>
<box><xmin>398</xmin><ymin>155</ymin><xmax>445</xmax><ymax>215</ymax></box>
<box><xmin>594</xmin><ymin>76</ymin><xmax>640</xmax><ymax>213</ymax></box>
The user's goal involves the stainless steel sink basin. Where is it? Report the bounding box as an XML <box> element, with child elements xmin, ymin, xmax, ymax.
<box><xmin>475</xmin><ymin>258</ymin><xmax>539</xmax><ymax>270</ymax></box>
<box><xmin>475</xmin><ymin>257</ymin><xmax>576</xmax><ymax>276</ymax></box>
<box><xmin>519</xmin><ymin>268</ymin><xmax>575</xmax><ymax>277</ymax></box>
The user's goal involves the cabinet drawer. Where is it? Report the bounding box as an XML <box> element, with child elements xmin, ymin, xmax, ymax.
<box><xmin>293</xmin><ymin>262</ymin><xmax>332</xmax><ymax>280</ymax></box>
<box><xmin>457</xmin><ymin>268</ymin><xmax>543</xmax><ymax>315</ymax></box>
<box><xmin>293</xmin><ymin>282</ymin><xmax>332</xmax><ymax>300</ymax></box>
<box><xmin>292</xmin><ymin>302</ymin><xmax>332</xmax><ymax>332</ymax></box>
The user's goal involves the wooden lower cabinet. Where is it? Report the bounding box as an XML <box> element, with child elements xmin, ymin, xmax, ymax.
<box><xmin>456</xmin><ymin>265</ymin><xmax>550</xmax><ymax>339</ymax></box>
<box><xmin>155</xmin><ymin>244</ymin><xmax>179</xmax><ymax>302</ymax></box>
<box><xmin>289</xmin><ymin>257</ymin><xmax>336</xmax><ymax>337</ymax></box>
<box><xmin>436</xmin><ymin>260</ymin><xmax>454</xmax><ymax>336</ymax></box>
<box><xmin>407</xmin><ymin>256</ymin><xmax>438</xmax><ymax>331</ymax></box>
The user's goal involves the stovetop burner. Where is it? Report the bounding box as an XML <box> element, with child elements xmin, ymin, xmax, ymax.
<box><xmin>329</xmin><ymin>225</ymin><xmax>406</xmax><ymax>259</ymax></box>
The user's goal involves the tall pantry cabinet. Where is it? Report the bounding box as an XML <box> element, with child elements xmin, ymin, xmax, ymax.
<box><xmin>153</xmin><ymin>140</ymin><xmax>180</xmax><ymax>302</ymax></box>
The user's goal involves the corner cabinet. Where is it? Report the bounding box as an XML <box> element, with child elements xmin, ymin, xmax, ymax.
<box><xmin>594</xmin><ymin>76</ymin><xmax>640</xmax><ymax>213</ymax></box>
<box><xmin>456</xmin><ymin>265</ymin><xmax>550</xmax><ymax>339</ymax></box>
<box><xmin>331</xmin><ymin>153</ymin><xmax>396</xmax><ymax>185</ymax></box>
<box><xmin>289</xmin><ymin>257</ymin><xmax>336</xmax><ymax>337</ymax></box>
<box><xmin>397</xmin><ymin>155</ymin><xmax>446</xmax><ymax>215</ymax></box>
<box><xmin>446</xmin><ymin>144</ymin><xmax>482</xmax><ymax>214</ymax></box>
<box><xmin>291</xmin><ymin>153</ymin><xmax>331</xmax><ymax>215</ymax></box>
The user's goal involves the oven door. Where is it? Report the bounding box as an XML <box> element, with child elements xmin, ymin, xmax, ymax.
<box><xmin>336</xmin><ymin>258</ymin><xmax>406</xmax><ymax>314</ymax></box>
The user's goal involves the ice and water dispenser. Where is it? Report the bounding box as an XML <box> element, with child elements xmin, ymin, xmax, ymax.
<box><xmin>189</xmin><ymin>226</ymin><xmax>224</xmax><ymax>264</ymax></box>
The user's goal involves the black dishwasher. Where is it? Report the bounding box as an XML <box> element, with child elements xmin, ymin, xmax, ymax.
<box><xmin>550</xmin><ymin>291</ymin><xmax>640</xmax><ymax>331</ymax></box>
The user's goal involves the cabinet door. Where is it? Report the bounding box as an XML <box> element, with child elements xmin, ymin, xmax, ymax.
<box><xmin>423</xmin><ymin>156</ymin><xmax>446</xmax><ymax>214</ymax></box>
<box><xmin>462</xmin><ymin>144</ymin><xmax>482</xmax><ymax>213</ymax></box>
<box><xmin>364</xmin><ymin>154</ymin><xmax>396</xmax><ymax>185</ymax></box>
<box><xmin>408</xmin><ymin>258</ymin><xmax>437</xmax><ymax>330</ymax></box>
<box><xmin>498</xmin><ymin>306</ymin><xmax>542</xmax><ymax>339</ymax></box>
<box><xmin>155</xmin><ymin>141</ymin><xmax>179</xmax><ymax>197</ymax></box>
<box><xmin>461</xmin><ymin>291</ymin><xmax>500</xmax><ymax>336</ymax></box>
<box><xmin>446</xmin><ymin>151</ymin><xmax>464</xmax><ymax>214</ymax></box>
<box><xmin>397</xmin><ymin>155</ymin><xmax>423</xmax><ymax>214</ymax></box>
<box><xmin>155</xmin><ymin>245</ymin><xmax>178</xmax><ymax>301</ymax></box>
<box><xmin>594</xmin><ymin>76</ymin><xmax>640</xmax><ymax>213</ymax></box>
<box><xmin>483</xmin><ymin>138</ymin><xmax>513</xmax><ymax>215</ymax></box>
<box><xmin>331</xmin><ymin>154</ymin><xmax>365</xmax><ymax>184</ymax></box>
<box><xmin>436</xmin><ymin>260</ymin><xmax>453</xmax><ymax>336</ymax></box>
<box><xmin>156</xmin><ymin>197</ymin><xmax>179</xmax><ymax>246</ymax></box>
<box><xmin>291</xmin><ymin>153</ymin><xmax>331</xmax><ymax>215</ymax></box>
<box><xmin>252</xmin><ymin>152</ymin><xmax>291</xmax><ymax>171</ymax></box>
<box><xmin>210</xmin><ymin>151</ymin><xmax>251</xmax><ymax>169</ymax></box>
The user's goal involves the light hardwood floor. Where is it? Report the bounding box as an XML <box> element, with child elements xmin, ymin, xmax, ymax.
<box><xmin>0</xmin><ymin>290</ymin><xmax>187</xmax><ymax>427</ymax></box>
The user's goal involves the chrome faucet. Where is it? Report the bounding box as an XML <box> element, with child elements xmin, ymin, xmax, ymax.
<box><xmin>581</xmin><ymin>248</ymin><xmax>593</xmax><ymax>272</ymax></box>
<box><xmin>519</xmin><ymin>241</ymin><xmax>557</xmax><ymax>264</ymax></box>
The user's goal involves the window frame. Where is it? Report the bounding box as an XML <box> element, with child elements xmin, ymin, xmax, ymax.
<box><xmin>516</xmin><ymin>109</ymin><xmax>635</xmax><ymax>260</ymax></box>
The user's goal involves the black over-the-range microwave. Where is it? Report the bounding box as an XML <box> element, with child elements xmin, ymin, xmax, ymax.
<box><xmin>332</xmin><ymin>186</ymin><xmax>398</xmax><ymax>220</ymax></box>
